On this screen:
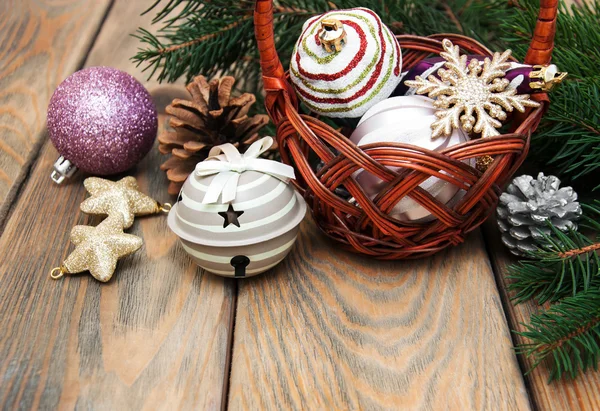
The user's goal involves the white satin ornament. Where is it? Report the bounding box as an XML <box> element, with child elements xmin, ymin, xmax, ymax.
<box><xmin>350</xmin><ymin>96</ymin><xmax>475</xmax><ymax>222</ymax></box>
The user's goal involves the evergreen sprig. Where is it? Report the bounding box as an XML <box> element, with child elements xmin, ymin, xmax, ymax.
<box><xmin>133</xmin><ymin>1</ymin><xmax>263</xmax><ymax>83</ymax></box>
<box><xmin>507</xmin><ymin>225</ymin><xmax>600</xmax><ymax>304</ymax></box>
<box><xmin>537</xmin><ymin>79</ymin><xmax>600</xmax><ymax>185</ymax></box>
<box><xmin>507</xmin><ymin>201</ymin><xmax>600</xmax><ymax>380</ymax></box>
<box><xmin>517</xmin><ymin>290</ymin><xmax>600</xmax><ymax>381</ymax></box>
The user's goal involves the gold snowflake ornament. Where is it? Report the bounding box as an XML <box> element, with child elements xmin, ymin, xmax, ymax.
<box><xmin>405</xmin><ymin>39</ymin><xmax>540</xmax><ymax>139</ymax></box>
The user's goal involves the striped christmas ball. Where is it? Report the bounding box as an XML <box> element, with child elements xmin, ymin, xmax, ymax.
<box><xmin>168</xmin><ymin>170</ymin><xmax>307</xmax><ymax>278</ymax></box>
<box><xmin>289</xmin><ymin>7</ymin><xmax>402</xmax><ymax>118</ymax></box>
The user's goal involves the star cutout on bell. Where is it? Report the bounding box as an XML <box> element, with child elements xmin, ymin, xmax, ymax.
<box><xmin>52</xmin><ymin>215</ymin><xmax>143</xmax><ymax>282</ymax></box>
<box><xmin>80</xmin><ymin>176</ymin><xmax>166</xmax><ymax>228</ymax></box>
<box><xmin>218</xmin><ymin>204</ymin><xmax>244</xmax><ymax>228</ymax></box>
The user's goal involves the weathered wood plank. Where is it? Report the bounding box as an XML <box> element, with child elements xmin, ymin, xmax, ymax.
<box><xmin>0</xmin><ymin>1</ymin><xmax>234</xmax><ymax>409</ymax></box>
<box><xmin>484</xmin><ymin>221</ymin><xmax>600</xmax><ymax>411</ymax></box>
<box><xmin>228</xmin><ymin>220</ymin><xmax>530</xmax><ymax>410</ymax></box>
<box><xmin>0</xmin><ymin>0</ymin><xmax>112</xmax><ymax>224</ymax></box>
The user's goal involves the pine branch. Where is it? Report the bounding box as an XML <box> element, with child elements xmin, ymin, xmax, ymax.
<box><xmin>132</xmin><ymin>0</ymin><xmax>512</xmax><ymax>87</ymax></box>
<box><xmin>133</xmin><ymin>3</ymin><xmax>260</xmax><ymax>83</ymax></box>
<box><xmin>495</xmin><ymin>0</ymin><xmax>600</xmax><ymax>76</ymax></box>
<box><xmin>516</xmin><ymin>290</ymin><xmax>600</xmax><ymax>381</ymax></box>
<box><xmin>558</xmin><ymin>243</ymin><xmax>600</xmax><ymax>259</ymax></box>
<box><xmin>132</xmin><ymin>0</ymin><xmax>321</xmax><ymax>86</ymax></box>
<box><xmin>507</xmin><ymin>224</ymin><xmax>600</xmax><ymax>304</ymax></box>
<box><xmin>508</xmin><ymin>201</ymin><xmax>600</xmax><ymax>380</ymax></box>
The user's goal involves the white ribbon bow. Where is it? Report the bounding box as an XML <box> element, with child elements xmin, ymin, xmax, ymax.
<box><xmin>194</xmin><ymin>137</ymin><xmax>295</xmax><ymax>204</ymax></box>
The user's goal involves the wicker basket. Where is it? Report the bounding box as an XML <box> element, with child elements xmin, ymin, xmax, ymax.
<box><xmin>254</xmin><ymin>0</ymin><xmax>558</xmax><ymax>259</ymax></box>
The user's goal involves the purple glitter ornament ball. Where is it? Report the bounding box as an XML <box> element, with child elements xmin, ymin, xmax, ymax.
<box><xmin>47</xmin><ymin>66</ymin><xmax>157</xmax><ymax>180</ymax></box>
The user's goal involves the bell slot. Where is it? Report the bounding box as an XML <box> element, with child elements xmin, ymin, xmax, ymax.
<box><xmin>230</xmin><ymin>255</ymin><xmax>250</xmax><ymax>278</ymax></box>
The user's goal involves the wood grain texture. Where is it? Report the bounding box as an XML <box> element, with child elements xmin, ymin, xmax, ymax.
<box><xmin>228</xmin><ymin>220</ymin><xmax>531</xmax><ymax>410</ymax></box>
<box><xmin>484</xmin><ymin>221</ymin><xmax>600</xmax><ymax>411</ymax></box>
<box><xmin>0</xmin><ymin>1</ymin><xmax>234</xmax><ymax>409</ymax></box>
<box><xmin>0</xmin><ymin>0</ymin><xmax>112</xmax><ymax>224</ymax></box>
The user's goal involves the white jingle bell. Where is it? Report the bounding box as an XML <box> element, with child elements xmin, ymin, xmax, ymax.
<box><xmin>350</xmin><ymin>96</ymin><xmax>475</xmax><ymax>222</ymax></box>
<box><xmin>168</xmin><ymin>137</ymin><xmax>307</xmax><ymax>278</ymax></box>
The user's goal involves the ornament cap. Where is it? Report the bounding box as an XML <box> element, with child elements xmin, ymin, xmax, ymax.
<box><xmin>319</xmin><ymin>18</ymin><xmax>347</xmax><ymax>53</ymax></box>
<box><xmin>529</xmin><ymin>64</ymin><xmax>567</xmax><ymax>92</ymax></box>
<box><xmin>51</xmin><ymin>156</ymin><xmax>78</xmax><ymax>184</ymax></box>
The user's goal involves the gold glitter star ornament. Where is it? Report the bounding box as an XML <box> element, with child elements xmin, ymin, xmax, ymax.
<box><xmin>80</xmin><ymin>176</ymin><xmax>169</xmax><ymax>228</ymax></box>
<box><xmin>50</xmin><ymin>215</ymin><xmax>143</xmax><ymax>282</ymax></box>
<box><xmin>405</xmin><ymin>39</ymin><xmax>540</xmax><ymax>139</ymax></box>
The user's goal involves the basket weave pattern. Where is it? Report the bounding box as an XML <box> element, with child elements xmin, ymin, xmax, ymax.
<box><xmin>254</xmin><ymin>0</ymin><xmax>558</xmax><ymax>259</ymax></box>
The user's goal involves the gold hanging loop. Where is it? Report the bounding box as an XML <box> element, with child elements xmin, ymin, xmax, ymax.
<box><xmin>158</xmin><ymin>202</ymin><xmax>172</xmax><ymax>213</ymax></box>
<box><xmin>50</xmin><ymin>266</ymin><xmax>66</xmax><ymax>280</ymax></box>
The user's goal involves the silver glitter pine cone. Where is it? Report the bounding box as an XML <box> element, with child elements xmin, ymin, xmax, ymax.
<box><xmin>496</xmin><ymin>173</ymin><xmax>582</xmax><ymax>256</ymax></box>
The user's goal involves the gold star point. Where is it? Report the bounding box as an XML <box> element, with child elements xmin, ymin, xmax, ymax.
<box><xmin>63</xmin><ymin>215</ymin><xmax>143</xmax><ymax>282</ymax></box>
<box><xmin>80</xmin><ymin>177</ymin><xmax>159</xmax><ymax>228</ymax></box>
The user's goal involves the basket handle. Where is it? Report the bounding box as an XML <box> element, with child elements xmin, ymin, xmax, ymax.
<box><xmin>253</xmin><ymin>0</ymin><xmax>558</xmax><ymax>98</ymax></box>
<box><xmin>254</xmin><ymin>0</ymin><xmax>293</xmax><ymax>121</ymax></box>
<box><xmin>524</xmin><ymin>0</ymin><xmax>559</xmax><ymax>65</ymax></box>
<box><xmin>254</xmin><ymin>0</ymin><xmax>285</xmax><ymax>80</ymax></box>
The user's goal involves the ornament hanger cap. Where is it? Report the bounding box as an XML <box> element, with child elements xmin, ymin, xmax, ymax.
<box><xmin>319</xmin><ymin>18</ymin><xmax>347</xmax><ymax>53</ymax></box>
<box><xmin>530</xmin><ymin>64</ymin><xmax>567</xmax><ymax>92</ymax></box>
<box><xmin>51</xmin><ymin>156</ymin><xmax>78</xmax><ymax>184</ymax></box>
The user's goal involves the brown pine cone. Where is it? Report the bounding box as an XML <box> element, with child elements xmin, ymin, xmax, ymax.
<box><xmin>159</xmin><ymin>75</ymin><xmax>273</xmax><ymax>195</ymax></box>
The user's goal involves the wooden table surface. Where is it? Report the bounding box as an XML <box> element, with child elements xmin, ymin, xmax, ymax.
<box><xmin>1</xmin><ymin>1</ymin><xmax>598</xmax><ymax>410</ymax></box>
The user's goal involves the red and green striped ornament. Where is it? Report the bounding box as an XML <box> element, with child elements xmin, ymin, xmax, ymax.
<box><xmin>289</xmin><ymin>7</ymin><xmax>402</xmax><ymax>119</ymax></box>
